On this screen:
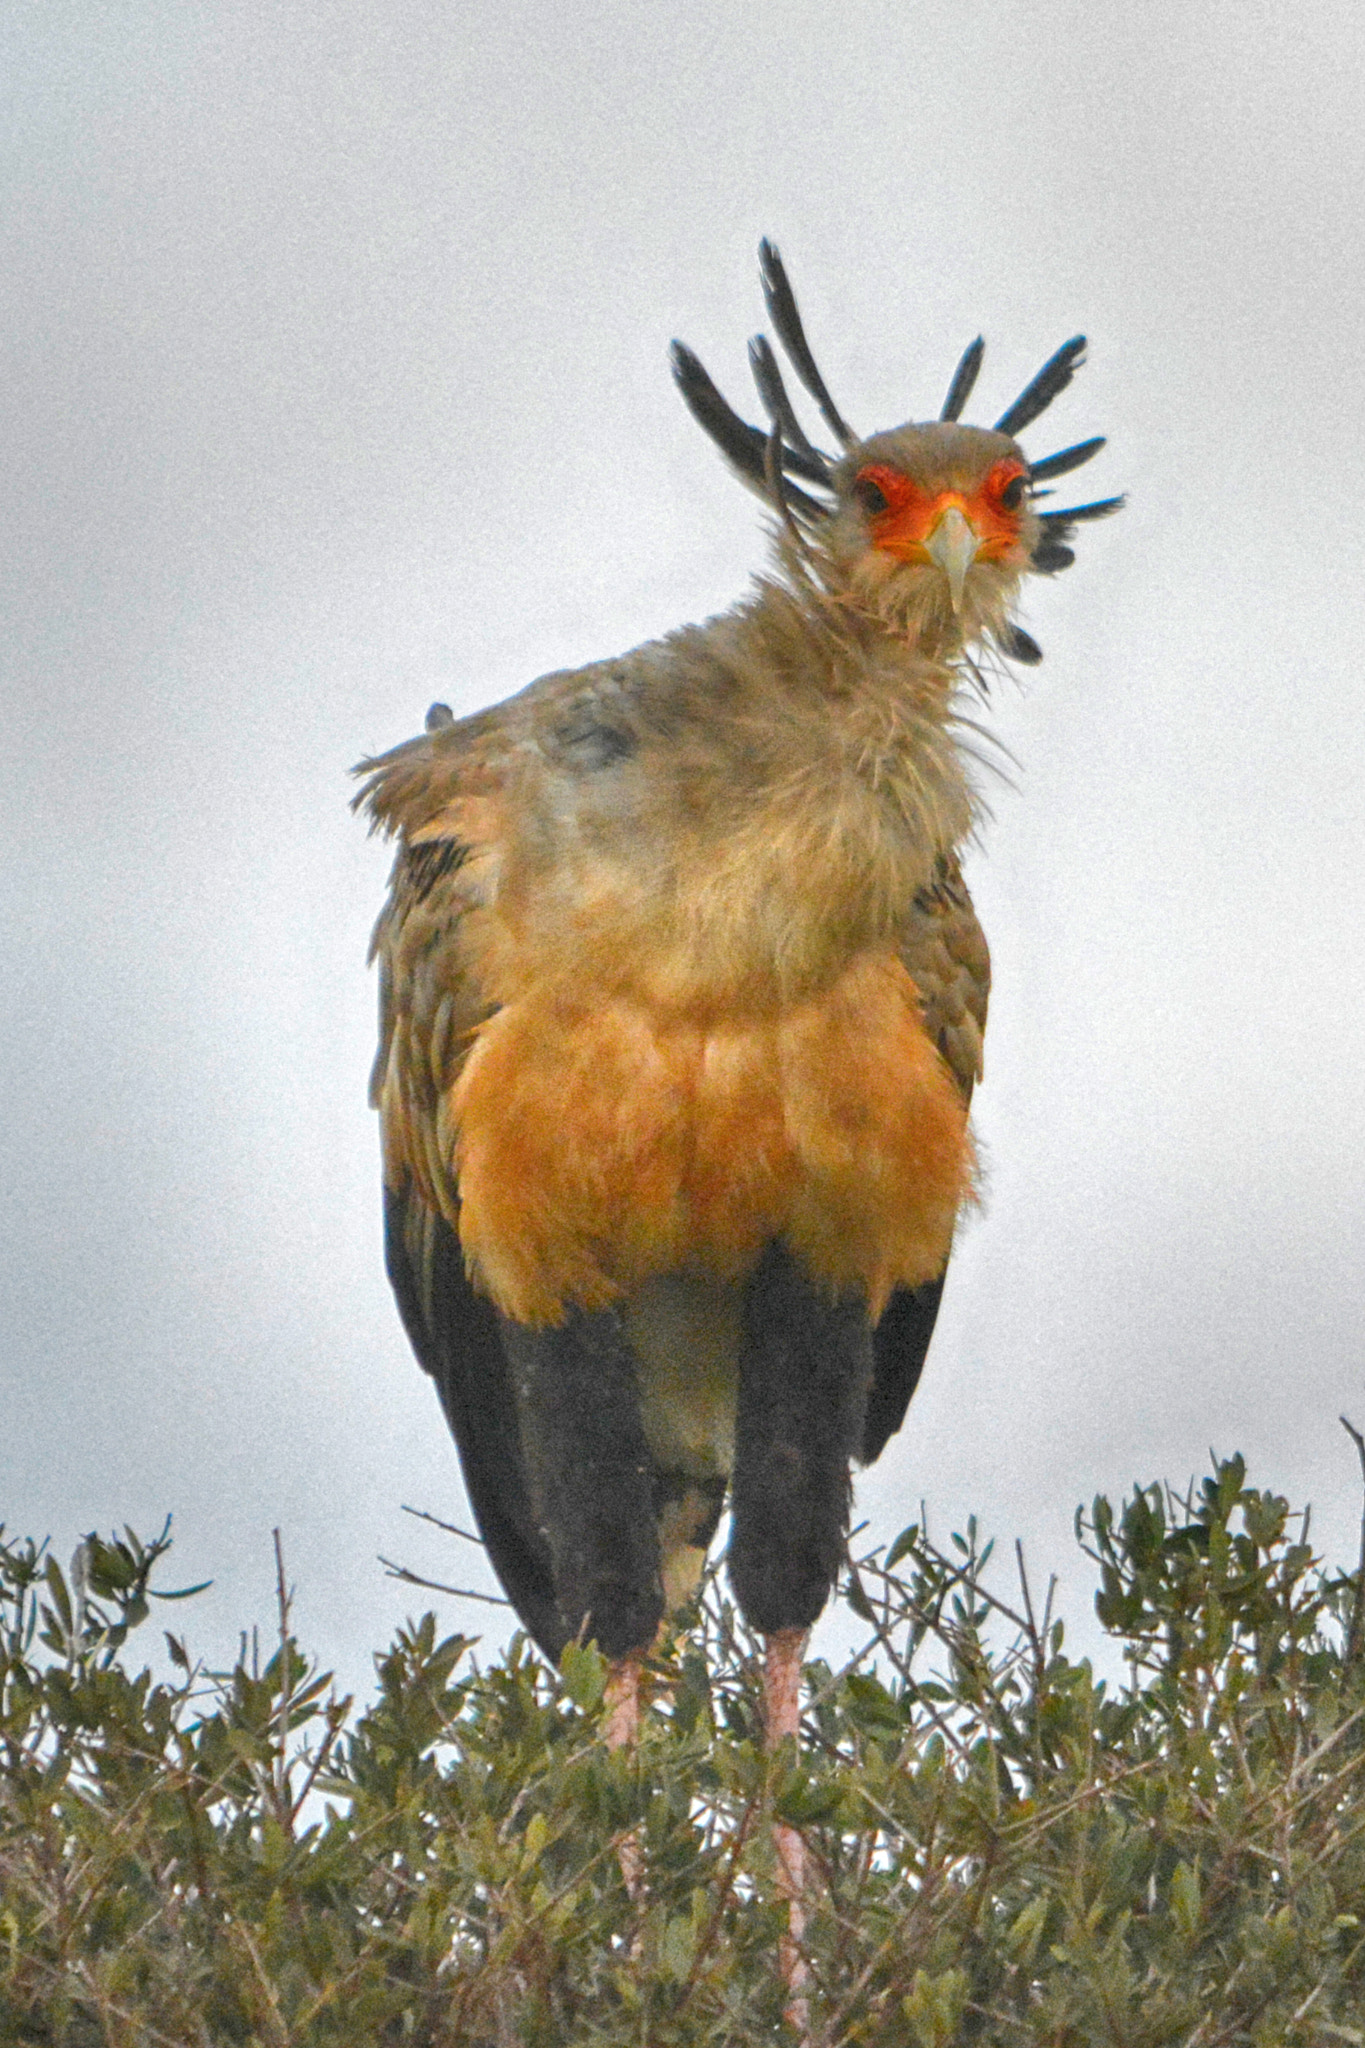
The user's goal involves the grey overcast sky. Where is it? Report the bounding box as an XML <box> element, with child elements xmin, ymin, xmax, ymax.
<box><xmin>4</xmin><ymin>0</ymin><xmax>1364</xmax><ymax>1695</ymax></box>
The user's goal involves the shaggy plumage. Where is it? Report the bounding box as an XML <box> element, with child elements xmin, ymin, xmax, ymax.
<box><xmin>357</xmin><ymin>239</ymin><xmax>1117</xmax><ymax>1689</ymax></box>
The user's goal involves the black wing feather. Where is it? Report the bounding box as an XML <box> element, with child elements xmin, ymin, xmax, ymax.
<box><xmin>865</xmin><ymin>865</ymin><xmax>988</xmax><ymax>1465</ymax></box>
<box><xmin>864</xmin><ymin>1275</ymin><xmax>948</xmax><ymax>1464</ymax></box>
<box><xmin>383</xmin><ymin>1182</ymin><xmax>568</xmax><ymax>1661</ymax></box>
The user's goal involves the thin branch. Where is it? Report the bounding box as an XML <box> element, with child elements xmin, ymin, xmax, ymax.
<box><xmin>288</xmin><ymin>1695</ymin><xmax>353</xmax><ymax>1825</ymax></box>
<box><xmin>271</xmin><ymin>1529</ymin><xmax>294</xmax><ymax>1831</ymax></box>
<box><xmin>228</xmin><ymin>1913</ymin><xmax>291</xmax><ymax>2048</ymax></box>
<box><xmin>1340</xmin><ymin>1415</ymin><xmax>1365</xmax><ymax>1664</ymax></box>
<box><xmin>400</xmin><ymin>1504</ymin><xmax>487</xmax><ymax>1549</ymax></box>
<box><xmin>378</xmin><ymin>1556</ymin><xmax>511</xmax><ymax>1606</ymax></box>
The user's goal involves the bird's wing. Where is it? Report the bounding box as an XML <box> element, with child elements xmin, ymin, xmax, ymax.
<box><xmin>861</xmin><ymin>858</ymin><xmax>990</xmax><ymax>1463</ymax></box>
<box><xmin>383</xmin><ymin>1187</ymin><xmax>566</xmax><ymax>1658</ymax></box>
<box><xmin>361</xmin><ymin>708</ymin><xmax>568</xmax><ymax>1659</ymax></box>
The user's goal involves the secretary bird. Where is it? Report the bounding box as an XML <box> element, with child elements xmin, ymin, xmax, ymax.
<box><xmin>357</xmin><ymin>237</ymin><xmax>1118</xmax><ymax>1998</ymax></box>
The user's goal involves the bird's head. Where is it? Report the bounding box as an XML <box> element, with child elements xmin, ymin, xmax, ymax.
<box><xmin>672</xmin><ymin>240</ymin><xmax>1122</xmax><ymax>664</ymax></box>
<box><xmin>824</xmin><ymin>421</ymin><xmax>1038</xmax><ymax>648</ymax></box>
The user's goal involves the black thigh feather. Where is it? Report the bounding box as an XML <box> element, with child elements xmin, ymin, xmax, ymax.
<box><xmin>729</xmin><ymin>1243</ymin><xmax>874</xmax><ymax>1635</ymax></box>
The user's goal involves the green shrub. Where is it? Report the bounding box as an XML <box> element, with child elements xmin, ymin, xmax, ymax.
<box><xmin>4</xmin><ymin>1452</ymin><xmax>1365</xmax><ymax>2044</ymax></box>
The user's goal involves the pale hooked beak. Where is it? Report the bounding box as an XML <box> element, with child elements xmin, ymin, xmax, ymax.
<box><xmin>924</xmin><ymin>505</ymin><xmax>981</xmax><ymax>614</ymax></box>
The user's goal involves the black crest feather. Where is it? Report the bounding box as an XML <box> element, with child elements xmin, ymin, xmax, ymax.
<box><xmin>675</xmin><ymin>243</ymin><xmax>1120</xmax><ymax>580</ymax></box>
<box><xmin>1039</xmin><ymin>495</ymin><xmax>1126</xmax><ymax>527</ymax></box>
<box><xmin>747</xmin><ymin>333</ymin><xmax>830</xmax><ymax>473</ymax></box>
<box><xmin>758</xmin><ymin>239</ymin><xmax>854</xmax><ymax>448</ymax></box>
<box><xmin>670</xmin><ymin>341</ymin><xmax>830</xmax><ymax>520</ymax></box>
<box><xmin>1031</xmin><ymin>539</ymin><xmax>1076</xmax><ymax>574</ymax></box>
<box><xmin>995</xmin><ymin>336</ymin><xmax>1087</xmax><ymax>439</ymax></box>
<box><xmin>1000</xmin><ymin>624</ymin><xmax>1043</xmax><ymax>665</ymax></box>
<box><xmin>1027</xmin><ymin>435</ymin><xmax>1106</xmax><ymax>483</ymax></box>
<box><xmin>670</xmin><ymin>341</ymin><xmax>769</xmax><ymax>490</ymax></box>
<box><xmin>940</xmin><ymin>337</ymin><xmax>985</xmax><ymax>423</ymax></box>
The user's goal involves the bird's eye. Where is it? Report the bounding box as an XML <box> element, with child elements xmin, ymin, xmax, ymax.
<box><xmin>852</xmin><ymin>470</ymin><xmax>891</xmax><ymax>517</ymax></box>
<box><xmin>989</xmin><ymin>464</ymin><xmax>1028</xmax><ymax>512</ymax></box>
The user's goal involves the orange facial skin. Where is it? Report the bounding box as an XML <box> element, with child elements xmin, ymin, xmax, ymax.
<box><xmin>856</xmin><ymin>458</ymin><xmax>1028</xmax><ymax>564</ymax></box>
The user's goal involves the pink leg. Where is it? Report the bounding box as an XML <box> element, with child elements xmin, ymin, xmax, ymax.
<box><xmin>604</xmin><ymin>1653</ymin><xmax>642</xmax><ymax>1750</ymax></box>
<box><xmin>765</xmin><ymin>1628</ymin><xmax>811</xmax><ymax>2032</ymax></box>
<box><xmin>604</xmin><ymin>1654</ymin><xmax>645</xmax><ymax>1901</ymax></box>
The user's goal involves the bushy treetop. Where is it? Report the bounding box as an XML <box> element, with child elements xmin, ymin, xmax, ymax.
<box><xmin>4</xmin><ymin>1452</ymin><xmax>1365</xmax><ymax>2044</ymax></box>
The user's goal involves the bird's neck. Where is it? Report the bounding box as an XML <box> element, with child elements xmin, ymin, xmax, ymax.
<box><xmin>708</xmin><ymin>566</ymin><xmax>984</xmax><ymax>860</ymax></box>
<box><xmin>538</xmin><ymin>573</ymin><xmax>983</xmax><ymax>1010</ymax></box>
<box><xmin>474</xmin><ymin>570</ymin><xmax>997</xmax><ymax>1018</ymax></box>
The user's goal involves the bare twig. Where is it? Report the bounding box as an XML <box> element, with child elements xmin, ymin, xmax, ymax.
<box><xmin>400</xmin><ymin>1505</ymin><xmax>487</xmax><ymax>1548</ymax></box>
<box><xmin>1340</xmin><ymin>1416</ymin><xmax>1365</xmax><ymax>1664</ymax></box>
<box><xmin>228</xmin><ymin>1913</ymin><xmax>291</xmax><ymax>2048</ymax></box>
<box><xmin>288</xmin><ymin>1694</ymin><xmax>353</xmax><ymax>1824</ymax></box>
<box><xmin>378</xmin><ymin>1556</ymin><xmax>511</xmax><ymax>1606</ymax></box>
<box><xmin>271</xmin><ymin>1529</ymin><xmax>293</xmax><ymax>1831</ymax></box>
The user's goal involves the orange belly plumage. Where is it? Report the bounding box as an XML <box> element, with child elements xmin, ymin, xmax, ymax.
<box><xmin>450</xmin><ymin>951</ymin><xmax>972</xmax><ymax>1327</ymax></box>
